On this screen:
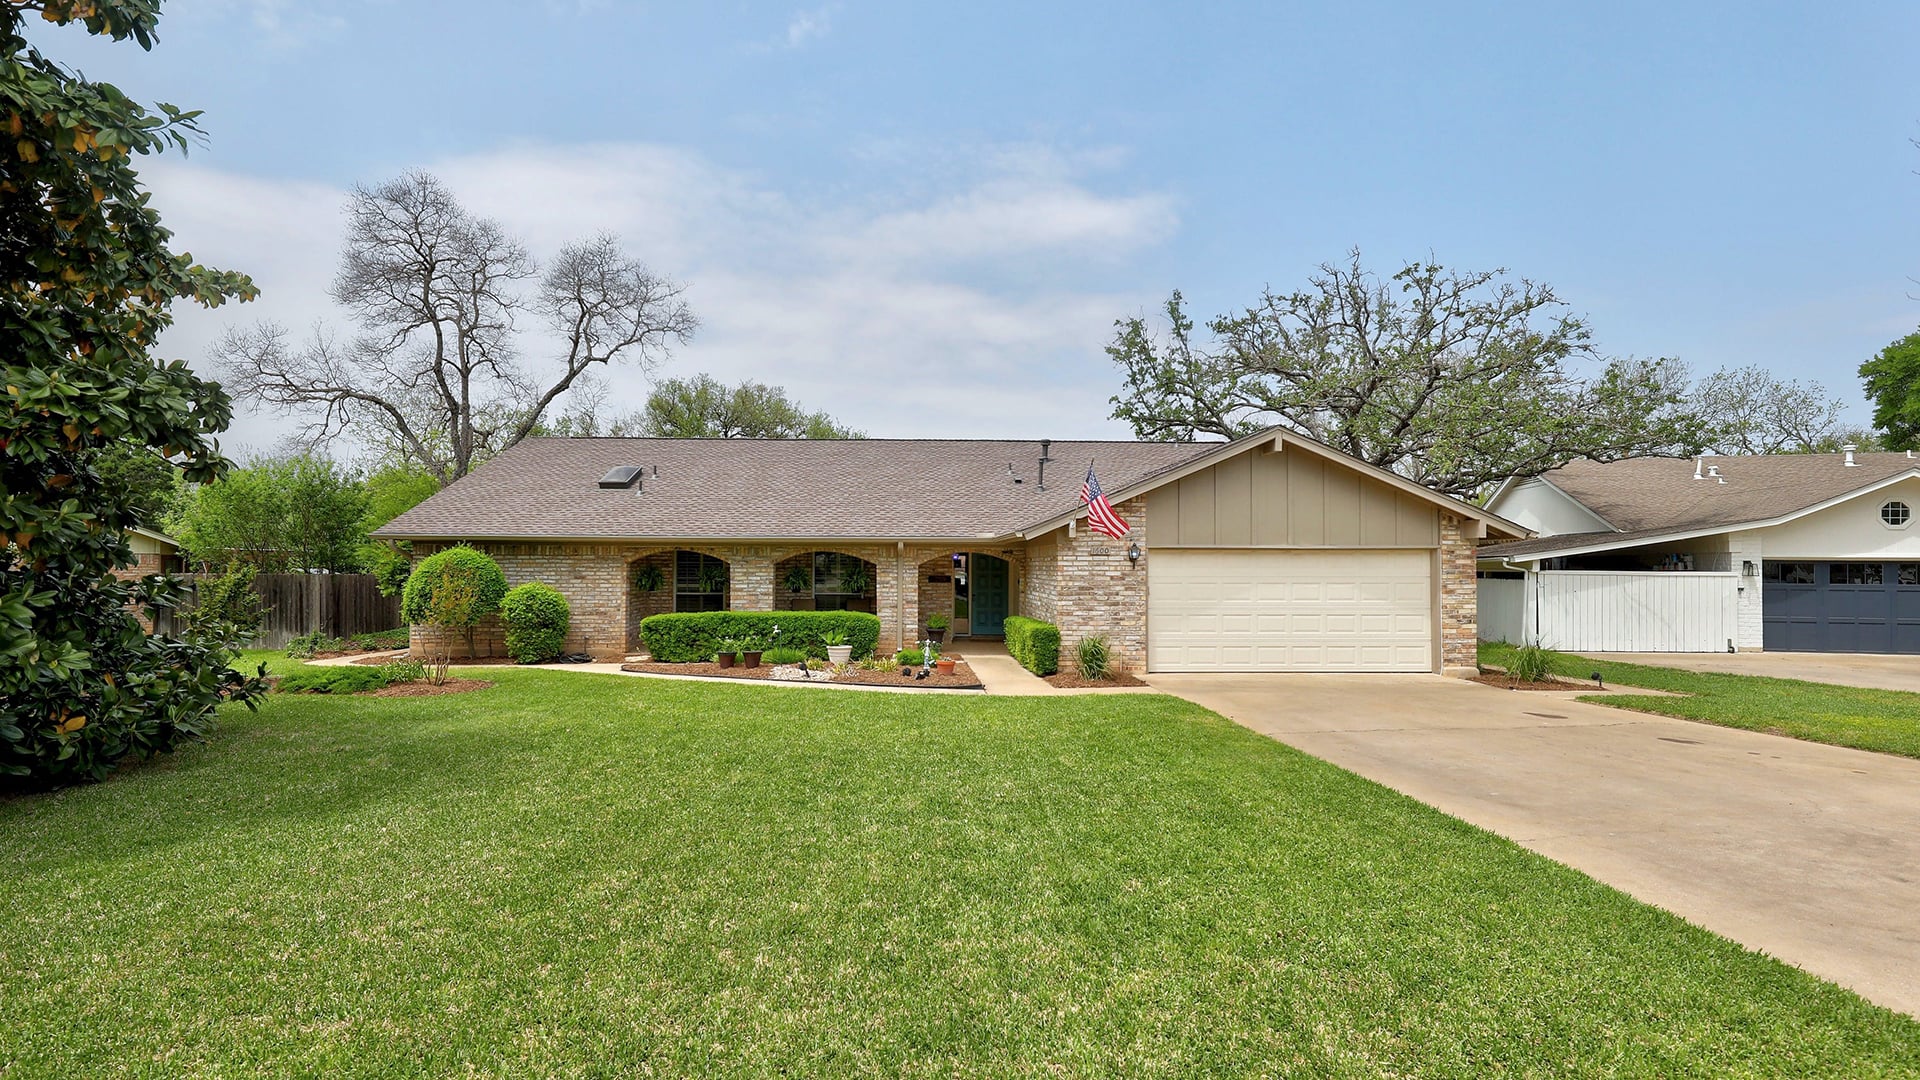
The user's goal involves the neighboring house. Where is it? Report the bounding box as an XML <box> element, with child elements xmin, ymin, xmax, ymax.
<box><xmin>117</xmin><ymin>526</ymin><xmax>183</xmax><ymax>582</ymax></box>
<box><xmin>1480</xmin><ymin>447</ymin><xmax>1920</xmax><ymax>653</ymax></box>
<box><xmin>372</xmin><ymin>429</ymin><xmax>1522</xmax><ymax>674</ymax></box>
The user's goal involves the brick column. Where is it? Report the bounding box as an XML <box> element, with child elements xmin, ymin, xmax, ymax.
<box><xmin>1051</xmin><ymin>496</ymin><xmax>1149</xmax><ymax>672</ymax></box>
<box><xmin>1439</xmin><ymin>514</ymin><xmax>1479</xmax><ymax>677</ymax></box>
<box><xmin>729</xmin><ymin>552</ymin><xmax>775</xmax><ymax>613</ymax></box>
<box><xmin>877</xmin><ymin>551</ymin><xmax>911</xmax><ymax>654</ymax></box>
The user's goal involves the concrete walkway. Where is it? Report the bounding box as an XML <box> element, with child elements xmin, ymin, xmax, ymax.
<box><xmin>1598</xmin><ymin>650</ymin><xmax>1920</xmax><ymax>694</ymax></box>
<box><xmin>1146</xmin><ymin>672</ymin><xmax>1920</xmax><ymax>1017</ymax></box>
<box><xmin>948</xmin><ymin>640</ymin><xmax>1161</xmax><ymax>696</ymax></box>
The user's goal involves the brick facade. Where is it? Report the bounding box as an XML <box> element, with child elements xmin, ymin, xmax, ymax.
<box><xmin>1018</xmin><ymin>496</ymin><xmax>1148</xmax><ymax>672</ymax></box>
<box><xmin>406</xmin><ymin>493</ymin><xmax>1479</xmax><ymax>674</ymax></box>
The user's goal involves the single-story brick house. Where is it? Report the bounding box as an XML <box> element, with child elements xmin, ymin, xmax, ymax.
<box><xmin>1480</xmin><ymin>447</ymin><xmax>1920</xmax><ymax>653</ymax></box>
<box><xmin>372</xmin><ymin>428</ymin><xmax>1524</xmax><ymax>674</ymax></box>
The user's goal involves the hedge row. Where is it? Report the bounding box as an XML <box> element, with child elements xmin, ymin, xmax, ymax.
<box><xmin>1003</xmin><ymin>615</ymin><xmax>1060</xmax><ymax>676</ymax></box>
<box><xmin>639</xmin><ymin>611</ymin><xmax>881</xmax><ymax>663</ymax></box>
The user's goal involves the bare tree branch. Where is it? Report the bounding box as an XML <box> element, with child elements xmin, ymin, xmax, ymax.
<box><xmin>216</xmin><ymin>172</ymin><xmax>695</xmax><ymax>480</ymax></box>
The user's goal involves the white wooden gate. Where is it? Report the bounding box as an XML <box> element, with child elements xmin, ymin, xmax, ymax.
<box><xmin>1476</xmin><ymin>577</ymin><xmax>1527</xmax><ymax>644</ymax></box>
<box><xmin>1530</xmin><ymin>571</ymin><xmax>1739</xmax><ymax>652</ymax></box>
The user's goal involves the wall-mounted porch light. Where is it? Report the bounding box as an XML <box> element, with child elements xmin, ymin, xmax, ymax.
<box><xmin>1742</xmin><ymin>559</ymin><xmax>1757</xmax><ymax>577</ymax></box>
<box><xmin>1127</xmin><ymin>541</ymin><xmax>1142</xmax><ymax>565</ymax></box>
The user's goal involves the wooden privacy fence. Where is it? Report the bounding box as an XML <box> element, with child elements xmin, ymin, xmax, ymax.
<box><xmin>155</xmin><ymin>573</ymin><xmax>402</xmax><ymax>649</ymax></box>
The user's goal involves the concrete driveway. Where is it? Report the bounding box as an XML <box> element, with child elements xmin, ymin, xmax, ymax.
<box><xmin>1598</xmin><ymin>651</ymin><xmax>1920</xmax><ymax>694</ymax></box>
<box><xmin>1146</xmin><ymin>672</ymin><xmax>1920</xmax><ymax>1017</ymax></box>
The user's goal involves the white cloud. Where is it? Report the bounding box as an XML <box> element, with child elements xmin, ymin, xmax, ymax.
<box><xmin>142</xmin><ymin>140</ymin><xmax>1178</xmax><ymax>455</ymax></box>
<box><xmin>193</xmin><ymin>0</ymin><xmax>349</xmax><ymax>50</ymax></box>
<box><xmin>782</xmin><ymin>5</ymin><xmax>836</xmax><ymax>49</ymax></box>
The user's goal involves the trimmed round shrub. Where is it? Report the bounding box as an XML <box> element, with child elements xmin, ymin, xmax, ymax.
<box><xmin>499</xmin><ymin>581</ymin><xmax>571</xmax><ymax>664</ymax></box>
<box><xmin>400</xmin><ymin>545</ymin><xmax>507</xmax><ymax>654</ymax></box>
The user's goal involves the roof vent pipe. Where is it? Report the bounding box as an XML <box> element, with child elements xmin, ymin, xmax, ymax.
<box><xmin>1706</xmin><ymin>464</ymin><xmax>1720</xmax><ymax>479</ymax></box>
<box><xmin>1693</xmin><ymin>456</ymin><xmax>1704</xmax><ymax>481</ymax></box>
<box><xmin>1037</xmin><ymin>439</ymin><xmax>1054</xmax><ymax>492</ymax></box>
<box><xmin>1843</xmin><ymin>443</ymin><xmax>1859</xmax><ymax>467</ymax></box>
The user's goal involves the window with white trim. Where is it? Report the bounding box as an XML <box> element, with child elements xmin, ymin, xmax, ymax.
<box><xmin>1882</xmin><ymin>501</ymin><xmax>1911</xmax><ymax>528</ymax></box>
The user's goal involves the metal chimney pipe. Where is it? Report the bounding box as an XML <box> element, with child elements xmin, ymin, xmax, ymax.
<box><xmin>1037</xmin><ymin>439</ymin><xmax>1054</xmax><ymax>491</ymax></box>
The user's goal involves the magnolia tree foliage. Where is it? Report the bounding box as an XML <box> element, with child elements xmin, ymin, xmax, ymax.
<box><xmin>0</xmin><ymin>0</ymin><xmax>266</xmax><ymax>785</ymax></box>
<box><xmin>1107</xmin><ymin>253</ymin><xmax>1708</xmax><ymax>497</ymax></box>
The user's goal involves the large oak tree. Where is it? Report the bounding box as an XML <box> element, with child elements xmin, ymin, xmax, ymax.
<box><xmin>1107</xmin><ymin>253</ymin><xmax>1707</xmax><ymax>497</ymax></box>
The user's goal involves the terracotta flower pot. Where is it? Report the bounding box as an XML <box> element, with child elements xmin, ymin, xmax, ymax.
<box><xmin>935</xmin><ymin>658</ymin><xmax>956</xmax><ymax>674</ymax></box>
<box><xmin>742</xmin><ymin>651</ymin><xmax>762</xmax><ymax>669</ymax></box>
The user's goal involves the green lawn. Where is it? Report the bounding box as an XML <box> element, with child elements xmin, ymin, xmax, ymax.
<box><xmin>5</xmin><ymin>666</ymin><xmax>1917</xmax><ymax>1077</ymax></box>
<box><xmin>1479</xmin><ymin>641</ymin><xmax>1920</xmax><ymax>759</ymax></box>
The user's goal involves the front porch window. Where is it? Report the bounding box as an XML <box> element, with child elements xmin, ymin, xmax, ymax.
<box><xmin>675</xmin><ymin>551</ymin><xmax>728</xmax><ymax>612</ymax></box>
<box><xmin>813</xmin><ymin>552</ymin><xmax>875</xmax><ymax>612</ymax></box>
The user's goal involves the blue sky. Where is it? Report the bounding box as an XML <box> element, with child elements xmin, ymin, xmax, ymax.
<box><xmin>41</xmin><ymin>1</ymin><xmax>1920</xmax><ymax>451</ymax></box>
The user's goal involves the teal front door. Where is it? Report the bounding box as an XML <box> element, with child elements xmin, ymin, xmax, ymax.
<box><xmin>971</xmin><ymin>554</ymin><xmax>1009</xmax><ymax>636</ymax></box>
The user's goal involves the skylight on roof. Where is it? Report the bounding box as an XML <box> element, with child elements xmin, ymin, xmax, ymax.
<box><xmin>598</xmin><ymin>465</ymin><xmax>644</xmax><ymax>490</ymax></box>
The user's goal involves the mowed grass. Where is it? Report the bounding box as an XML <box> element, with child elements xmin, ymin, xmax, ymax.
<box><xmin>5</xmin><ymin>667</ymin><xmax>1918</xmax><ymax>1078</ymax></box>
<box><xmin>1480</xmin><ymin>641</ymin><xmax>1920</xmax><ymax>759</ymax></box>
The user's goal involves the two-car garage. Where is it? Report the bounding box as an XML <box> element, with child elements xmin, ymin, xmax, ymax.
<box><xmin>1146</xmin><ymin>549</ymin><xmax>1434</xmax><ymax>672</ymax></box>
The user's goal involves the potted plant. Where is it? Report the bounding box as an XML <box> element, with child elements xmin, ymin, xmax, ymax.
<box><xmin>741</xmin><ymin>637</ymin><xmax>764</xmax><ymax>668</ymax></box>
<box><xmin>935</xmin><ymin>653</ymin><xmax>956</xmax><ymax>675</ymax></box>
<box><xmin>715</xmin><ymin>637</ymin><xmax>742</xmax><ymax>668</ymax></box>
<box><xmin>782</xmin><ymin>564</ymin><xmax>812</xmax><ymax>595</ymax></box>
<box><xmin>926</xmin><ymin>611</ymin><xmax>950</xmax><ymax>643</ymax></box>
<box><xmin>821</xmin><ymin>628</ymin><xmax>853</xmax><ymax>666</ymax></box>
<box><xmin>839</xmin><ymin>562</ymin><xmax>872</xmax><ymax>600</ymax></box>
<box><xmin>631</xmin><ymin>562</ymin><xmax>666</xmax><ymax>593</ymax></box>
<box><xmin>698</xmin><ymin>562</ymin><xmax>729</xmax><ymax>597</ymax></box>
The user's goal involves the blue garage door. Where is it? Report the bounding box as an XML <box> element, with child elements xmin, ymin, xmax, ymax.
<box><xmin>1762</xmin><ymin>561</ymin><xmax>1920</xmax><ymax>653</ymax></box>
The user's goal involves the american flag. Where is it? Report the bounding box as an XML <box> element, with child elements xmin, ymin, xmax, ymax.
<box><xmin>1081</xmin><ymin>464</ymin><xmax>1131</xmax><ymax>539</ymax></box>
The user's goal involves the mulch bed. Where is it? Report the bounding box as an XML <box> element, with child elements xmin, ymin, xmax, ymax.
<box><xmin>362</xmin><ymin>679</ymin><xmax>494</xmax><ymax>697</ymax></box>
<box><xmin>1472</xmin><ymin>674</ymin><xmax>1589</xmax><ymax>692</ymax></box>
<box><xmin>351</xmin><ymin>653</ymin><xmax>521</xmax><ymax>667</ymax></box>
<box><xmin>618</xmin><ymin>660</ymin><xmax>983</xmax><ymax>690</ymax></box>
<box><xmin>1044</xmin><ymin>670</ymin><xmax>1150</xmax><ymax>689</ymax></box>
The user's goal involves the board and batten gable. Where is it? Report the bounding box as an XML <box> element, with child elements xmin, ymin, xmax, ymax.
<box><xmin>1145</xmin><ymin>445</ymin><xmax>1440</xmax><ymax>549</ymax></box>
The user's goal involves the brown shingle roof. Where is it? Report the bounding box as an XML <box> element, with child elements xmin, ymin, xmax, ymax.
<box><xmin>1480</xmin><ymin>451</ymin><xmax>1920</xmax><ymax>560</ymax></box>
<box><xmin>373</xmin><ymin>437</ymin><xmax>1217</xmax><ymax>542</ymax></box>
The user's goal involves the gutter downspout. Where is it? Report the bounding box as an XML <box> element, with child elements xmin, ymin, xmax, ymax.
<box><xmin>1501</xmin><ymin>559</ymin><xmax>1539</xmax><ymax>646</ymax></box>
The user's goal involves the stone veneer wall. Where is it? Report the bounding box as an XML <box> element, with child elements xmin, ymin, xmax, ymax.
<box><xmin>1020</xmin><ymin>495</ymin><xmax>1148</xmax><ymax>672</ymax></box>
<box><xmin>1438</xmin><ymin>513</ymin><xmax>1479</xmax><ymax>674</ymax></box>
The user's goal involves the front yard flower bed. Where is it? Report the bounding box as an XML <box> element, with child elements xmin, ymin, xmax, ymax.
<box><xmin>620</xmin><ymin>659</ymin><xmax>983</xmax><ymax>690</ymax></box>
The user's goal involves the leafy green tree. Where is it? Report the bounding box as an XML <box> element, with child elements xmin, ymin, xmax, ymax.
<box><xmin>1107</xmin><ymin>253</ymin><xmax>1705</xmax><ymax>497</ymax></box>
<box><xmin>401</xmin><ymin>546</ymin><xmax>507</xmax><ymax>658</ymax></box>
<box><xmin>0</xmin><ymin>0</ymin><xmax>266</xmax><ymax>786</ymax></box>
<box><xmin>93</xmin><ymin>444</ymin><xmax>180</xmax><ymax>522</ymax></box>
<box><xmin>358</xmin><ymin>464</ymin><xmax>438</xmax><ymax>595</ymax></box>
<box><xmin>637</xmin><ymin>373</ymin><xmax>864</xmax><ymax>439</ymax></box>
<box><xmin>168</xmin><ymin>455</ymin><xmax>369</xmax><ymax>573</ymax></box>
<box><xmin>1694</xmin><ymin>364</ymin><xmax>1847</xmax><ymax>455</ymax></box>
<box><xmin>1859</xmin><ymin>329</ymin><xmax>1920</xmax><ymax>451</ymax></box>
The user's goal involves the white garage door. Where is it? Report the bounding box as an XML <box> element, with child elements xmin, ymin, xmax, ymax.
<box><xmin>1148</xmin><ymin>549</ymin><xmax>1433</xmax><ymax>672</ymax></box>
